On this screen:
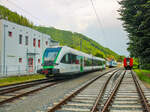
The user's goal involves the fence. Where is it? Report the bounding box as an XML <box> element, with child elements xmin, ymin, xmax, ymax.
<box><xmin>0</xmin><ymin>65</ymin><xmax>42</xmax><ymax>77</ymax></box>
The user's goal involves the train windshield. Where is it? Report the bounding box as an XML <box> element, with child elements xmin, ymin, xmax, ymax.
<box><xmin>43</xmin><ymin>47</ymin><xmax>61</xmax><ymax>63</ymax></box>
<box><xmin>126</xmin><ymin>58</ymin><xmax>130</xmax><ymax>62</ymax></box>
<box><xmin>126</xmin><ymin>58</ymin><xmax>130</xmax><ymax>65</ymax></box>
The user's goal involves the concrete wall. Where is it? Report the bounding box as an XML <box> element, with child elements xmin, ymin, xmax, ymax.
<box><xmin>0</xmin><ymin>20</ymin><xmax>3</xmax><ymax>75</ymax></box>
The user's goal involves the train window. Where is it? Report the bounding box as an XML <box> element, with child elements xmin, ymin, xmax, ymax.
<box><xmin>126</xmin><ymin>58</ymin><xmax>130</xmax><ymax>62</ymax></box>
<box><xmin>66</xmin><ymin>54</ymin><xmax>69</xmax><ymax>63</ymax></box>
<box><xmin>84</xmin><ymin>57</ymin><xmax>87</xmax><ymax>66</ymax></box>
<box><xmin>61</xmin><ymin>54</ymin><xmax>69</xmax><ymax>64</ymax></box>
<box><xmin>98</xmin><ymin>60</ymin><xmax>103</xmax><ymax>66</ymax></box>
<box><xmin>92</xmin><ymin>59</ymin><xmax>104</xmax><ymax>66</ymax></box>
<box><xmin>103</xmin><ymin>61</ymin><xmax>106</xmax><ymax>64</ymax></box>
<box><xmin>61</xmin><ymin>53</ymin><xmax>80</xmax><ymax>64</ymax></box>
<box><xmin>70</xmin><ymin>54</ymin><xmax>77</xmax><ymax>64</ymax></box>
<box><xmin>84</xmin><ymin>58</ymin><xmax>92</xmax><ymax>66</ymax></box>
<box><xmin>60</xmin><ymin>55</ymin><xmax>65</xmax><ymax>63</ymax></box>
<box><xmin>76</xmin><ymin>56</ymin><xmax>80</xmax><ymax>64</ymax></box>
<box><xmin>44</xmin><ymin>48</ymin><xmax>61</xmax><ymax>64</ymax></box>
<box><xmin>89</xmin><ymin>58</ymin><xmax>93</xmax><ymax>66</ymax></box>
<box><xmin>93</xmin><ymin>59</ymin><xmax>97</xmax><ymax>66</ymax></box>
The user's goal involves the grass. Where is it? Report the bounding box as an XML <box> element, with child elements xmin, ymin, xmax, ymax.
<box><xmin>0</xmin><ymin>74</ymin><xmax>45</xmax><ymax>86</ymax></box>
<box><xmin>134</xmin><ymin>69</ymin><xmax>150</xmax><ymax>84</ymax></box>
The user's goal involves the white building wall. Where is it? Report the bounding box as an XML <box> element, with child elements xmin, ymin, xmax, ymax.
<box><xmin>0</xmin><ymin>21</ymin><xmax>3</xmax><ymax>75</ymax></box>
<box><xmin>0</xmin><ymin>19</ymin><xmax>56</xmax><ymax>77</ymax></box>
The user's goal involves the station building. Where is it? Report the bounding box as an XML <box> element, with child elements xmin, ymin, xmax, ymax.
<box><xmin>0</xmin><ymin>19</ymin><xmax>58</xmax><ymax>77</ymax></box>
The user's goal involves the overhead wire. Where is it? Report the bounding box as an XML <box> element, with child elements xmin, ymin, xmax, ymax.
<box><xmin>0</xmin><ymin>0</ymin><xmax>46</xmax><ymax>25</ymax></box>
<box><xmin>89</xmin><ymin>0</ymin><xmax>106</xmax><ymax>46</ymax></box>
<box><xmin>1</xmin><ymin>0</ymin><xmax>107</xmax><ymax>47</ymax></box>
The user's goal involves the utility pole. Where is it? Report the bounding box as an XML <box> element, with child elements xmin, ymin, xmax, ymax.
<box><xmin>80</xmin><ymin>39</ymin><xmax>82</xmax><ymax>51</ymax></box>
<box><xmin>3</xmin><ymin>24</ymin><xmax>8</xmax><ymax>75</ymax></box>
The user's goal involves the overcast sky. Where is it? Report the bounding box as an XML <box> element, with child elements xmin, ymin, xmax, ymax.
<box><xmin>0</xmin><ymin>0</ymin><xmax>129</xmax><ymax>56</ymax></box>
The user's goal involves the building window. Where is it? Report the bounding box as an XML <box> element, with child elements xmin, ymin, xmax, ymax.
<box><xmin>33</xmin><ymin>38</ymin><xmax>36</xmax><ymax>47</ymax></box>
<box><xmin>38</xmin><ymin>59</ymin><xmax>40</xmax><ymax>63</ymax></box>
<box><xmin>8</xmin><ymin>31</ymin><xmax>12</xmax><ymax>37</ymax></box>
<box><xmin>25</xmin><ymin>36</ymin><xmax>28</xmax><ymax>45</ymax></box>
<box><xmin>19</xmin><ymin>58</ymin><xmax>22</xmax><ymax>63</ymax></box>
<box><xmin>19</xmin><ymin>34</ymin><xmax>22</xmax><ymax>44</ymax></box>
<box><xmin>46</xmin><ymin>41</ymin><xmax>48</xmax><ymax>45</ymax></box>
<box><xmin>38</xmin><ymin>40</ymin><xmax>40</xmax><ymax>48</ymax></box>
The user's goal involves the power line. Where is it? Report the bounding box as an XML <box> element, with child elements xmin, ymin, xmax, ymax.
<box><xmin>1</xmin><ymin>0</ymin><xmax>46</xmax><ymax>25</ymax></box>
<box><xmin>89</xmin><ymin>0</ymin><xmax>106</xmax><ymax>45</ymax></box>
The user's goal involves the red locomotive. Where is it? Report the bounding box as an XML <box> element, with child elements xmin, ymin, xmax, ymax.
<box><xmin>123</xmin><ymin>58</ymin><xmax>133</xmax><ymax>70</ymax></box>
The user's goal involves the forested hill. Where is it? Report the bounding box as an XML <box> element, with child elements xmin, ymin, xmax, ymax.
<box><xmin>0</xmin><ymin>5</ymin><xmax>123</xmax><ymax>61</ymax></box>
<box><xmin>34</xmin><ymin>26</ymin><xmax>121</xmax><ymax>60</ymax></box>
<box><xmin>0</xmin><ymin>5</ymin><xmax>34</xmax><ymax>28</ymax></box>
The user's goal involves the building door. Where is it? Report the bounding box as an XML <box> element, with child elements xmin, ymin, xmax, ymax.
<box><xmin>28</xmin><ymin>58</ymin><xmax>33</xmax><ymax>72</ymax></box>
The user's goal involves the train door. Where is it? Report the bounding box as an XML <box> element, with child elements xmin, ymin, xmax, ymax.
<box><xmin>80</xmin><ymin>56</ymin><xmax>83</xmax><ymax>72</ymax></box>
<box><xmin>102</xmin><ymin>61</ymin><xmax>104</xmax><ymax>70</ymax></box>
<box><xmin>28</xmin><ymin>58</ymin><xmax>33</xmax><ymax>72</ymax></box>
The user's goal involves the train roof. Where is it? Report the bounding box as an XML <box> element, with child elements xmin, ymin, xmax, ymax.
<box><xmin>48</xmin><ymin>46</ymin><xmax>105</xmax><ymax>61</ymax></box>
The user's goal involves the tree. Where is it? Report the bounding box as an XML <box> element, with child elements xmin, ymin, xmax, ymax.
<box><xmin>118</xmin><ymin>0</ymin><xmax>150</xmax><ymax>69</ymax></box>
<box><xmin>95</xmin><ymin>52</ymin><xmax>105</xmax><ymax>58</ymax></box>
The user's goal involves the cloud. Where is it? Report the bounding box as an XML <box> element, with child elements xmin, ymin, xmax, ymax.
<box><xmin>0</xmin><ymin>0</ymin><xmax>129</xmax><ymax>56</ymax></box>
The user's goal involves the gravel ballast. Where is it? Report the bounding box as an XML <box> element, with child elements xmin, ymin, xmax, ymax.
<box><xmin>0</xmin><ymin>69</ymin><xmax>113</xmax><ymax>112</ymax></box>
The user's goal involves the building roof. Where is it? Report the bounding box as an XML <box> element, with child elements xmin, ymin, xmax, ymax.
<box><xmin>0</xmin><ymin>19</ymin><xmax>50</xmax><ymax>38</ymax></box>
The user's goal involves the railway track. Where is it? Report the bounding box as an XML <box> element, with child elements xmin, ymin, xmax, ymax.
<box><xmin>0</xmin><ymin>69</ymin><xmax>116</xmax><ymax>106</ymax></box>
<box><xmin>101</xmin><ymin>70</ymin><xmax>150</xmax><ymax>112</ymax></box>
<box><xmin>0</xmin><ymin>79</ymin><xmax>60</xmax><ymax>105</ymax></box>
<box><xmin>0</xmin><ymin>79</ymin><xmax>52</xmax><ymax>95</ymax></box>
<box><xmin>47</xmin><ymin>69</ymin><xmax>120</xmax><ymax>112</ymax></box>
<box><xmin>0</xmin><ymin>78</ymin><xmax>47</xmax><ymax>89</ymax></box>
<box><xmin>47</xmin><ymin>70</ymin><xmax>150</xmax><ymax>112</ymax></box>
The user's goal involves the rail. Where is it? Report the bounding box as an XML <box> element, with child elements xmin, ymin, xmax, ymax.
<box><xmin>48</xmin><ymin>69</ymin><xmax>119</xmax><ymax>112</ymax></box>
<box><xmin>101</xmin><ymin>70</ymin><xmax>126</xmax><ymax>112</ymax></box>
<box><xmin>131</xmin><ymin>70</ymin><xmax>150</xmax><ymax>112</ymax></box>
<box><xmin>91</xmin><ymin>70</ymin><xmax>118</xmax><ymax>112</ymax></box>
<box><xmin>0</xmin><ymin>80</ymin><xmax>61</xmax><ymax>105</ymax></box>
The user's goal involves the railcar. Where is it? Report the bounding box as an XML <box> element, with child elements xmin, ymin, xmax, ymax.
<box><xmin>124</xmin><ymin>57</ymin><xmax>133</xmax><ymax>70</ymax></box>
<box><xmin>107</xmin><ymin>60</ymin><xmax>117</xmax><ymax>68</ymax></box>
<box><xmin>40</xmin><ymin>46</ymin><xmax>106</xmax><ymax>78</ymax></box>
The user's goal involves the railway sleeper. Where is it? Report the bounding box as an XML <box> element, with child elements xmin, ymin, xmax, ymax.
<box><xmin>56</xmin><ymin>107</ymin><xmax>90</xmax><ymax>112</ymax></box>
<box><xmin>109</xmin><ymin>107</ymin><xmax>143</xmax><ymax>112</ymax></box>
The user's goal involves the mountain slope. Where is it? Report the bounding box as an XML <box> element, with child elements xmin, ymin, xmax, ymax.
<box><xmin>34</xmin><ymin>26</ymin><xmax>120</xmax><ymax>59</ymax></box>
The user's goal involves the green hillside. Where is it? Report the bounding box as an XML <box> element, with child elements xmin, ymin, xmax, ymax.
<box><xmin>34</xmin><ymin>26</ymin><xmax>121</xmax><ymax>60</ymax></box>
<box><xmin>0</xmin><ymin>5</ymin><xmax>33</xmax><ymax>28</ymax></box>
<box><xmin>0</xmin><ymin>4</ymin><xmax>123</xmax><ymax>61</ymax></box>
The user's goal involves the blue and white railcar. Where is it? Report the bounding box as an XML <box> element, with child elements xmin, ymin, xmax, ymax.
<box><xmin>108</xmin><ymin>60</ymin><xmax>117</xmax><ymax>68</ymax></box>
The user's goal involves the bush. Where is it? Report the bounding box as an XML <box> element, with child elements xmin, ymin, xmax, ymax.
<box><xmin>141</xmin><ymin>64</ymin><xmax>150</xmax><ymax>70</ymax></box>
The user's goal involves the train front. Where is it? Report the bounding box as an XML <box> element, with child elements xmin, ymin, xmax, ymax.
<box><xmin>124</xmin><ymin>58</ymin><xmax>133</xmax><ymax>70</ymax></box>
<box><xmin>41</xmin><ymin>47</ymin><xmax>62</xmax><ymax>78</ymax></box>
